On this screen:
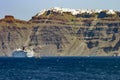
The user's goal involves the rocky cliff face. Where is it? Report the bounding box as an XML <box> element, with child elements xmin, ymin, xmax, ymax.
<box><xmin>0</xmin><ymin>7</ymin><xmax>120</xmax><ymax>57</ymax></box>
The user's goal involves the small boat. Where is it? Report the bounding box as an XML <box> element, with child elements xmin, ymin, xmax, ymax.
<box><xmin>25</xmin><ymin>49</ymin><xmax>34</xmax><ymax>57</ymax></box>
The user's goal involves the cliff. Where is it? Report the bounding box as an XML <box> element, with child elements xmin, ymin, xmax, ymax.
<box><xmin>0</xmin><ymin>7</ymin><xmax>120</xmax><ymax>57</ymax></box>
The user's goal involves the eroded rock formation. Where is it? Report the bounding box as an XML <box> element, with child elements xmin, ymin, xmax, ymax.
<box><xmin>0</xmin><ymin>8</ymin><xmax>120</xmax><ymax>57</ymax></box>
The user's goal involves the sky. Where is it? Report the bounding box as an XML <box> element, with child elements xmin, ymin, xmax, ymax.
<box><xmin>0</xmin><ymin>0</ymin><xmax>120</xmax><ymax>20</ymax></box>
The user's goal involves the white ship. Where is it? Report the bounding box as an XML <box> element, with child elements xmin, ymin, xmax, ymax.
<box><xmin>12</xmin><ymin>47</ymin><xmax>34</xmax><ymax>57</ymax></box>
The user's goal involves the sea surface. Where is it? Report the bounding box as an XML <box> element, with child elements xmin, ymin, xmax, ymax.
<box><xmin>0</xmin><ymin>57</ymin><xmax>120</xmax><ymax>80</ymax></box>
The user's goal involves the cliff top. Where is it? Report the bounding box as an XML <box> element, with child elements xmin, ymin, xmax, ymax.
<box><xmin>0</xmin><ymin>15</ymin><xmax>28</xmax><ymax>24</ymax></box>
<box><xmin>35</xmin><ymin>7</ymin><xmax>117</xmax><ymax>16</ymax></box>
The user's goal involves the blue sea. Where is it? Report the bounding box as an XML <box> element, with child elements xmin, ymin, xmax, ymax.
<box><xmin>0</xmin><ymin>57</ymin><xmax>120</xmax><ymax>80</ymax></box>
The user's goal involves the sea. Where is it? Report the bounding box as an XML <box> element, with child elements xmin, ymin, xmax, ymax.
<box><xmin>0</xmin><ymin>57</ymin><xmax>120</xmax><ymax>80</ymax></box>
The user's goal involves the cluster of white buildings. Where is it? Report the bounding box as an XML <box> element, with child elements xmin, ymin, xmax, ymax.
<box><xmin>36</xmin><ymin>7</ymin><xmax>116</xmax><ymax>16</ymax></box>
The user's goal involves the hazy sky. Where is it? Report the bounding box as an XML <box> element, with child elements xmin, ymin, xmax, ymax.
<box><xmin>0</xmin><ymin>0</ymin><xmax>120</xmax><ymax>20</ymax></box>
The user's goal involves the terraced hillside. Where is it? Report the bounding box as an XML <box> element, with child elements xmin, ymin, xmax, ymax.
<box><xmin>0</xmin><ymin>7</ymin><xmax>120</xmax><ymax>57</ymax></box>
